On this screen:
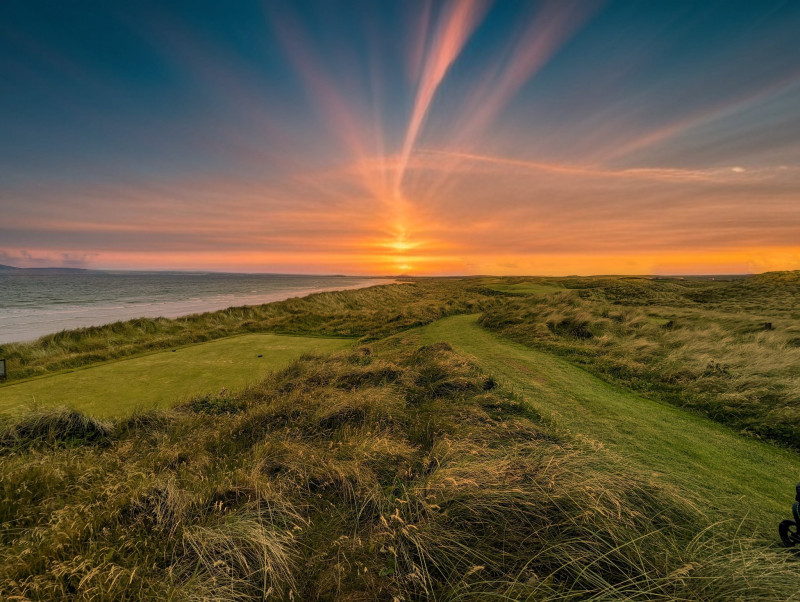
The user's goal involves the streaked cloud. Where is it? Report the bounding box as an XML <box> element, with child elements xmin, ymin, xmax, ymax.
<box><xmin>1</xmin><ymin>1</ymin><xmax>798</xmax><ymax>274</ymax></box>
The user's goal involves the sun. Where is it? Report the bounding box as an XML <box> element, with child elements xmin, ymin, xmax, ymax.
<box><xmin>390</xmin><ymin>240</ymin><xmax>414</xmax><ymax>252</ymax></box>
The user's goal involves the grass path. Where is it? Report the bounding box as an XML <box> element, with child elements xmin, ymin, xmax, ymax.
<box><xmin>3</xmin><ymin>311</ymin><xmax>797</xmax><ymax>533</ymax></box>
<box><xmin>404</xmin><ymin>314</ymin><xmax>800</xmax><ymax>532</ymax></box>
<box><xmin>479</xmin><ymin>281</ymin><xmax>564</xmax><ymax>295</ymax></box>
<box><xmin>0</xmin><ymin>333</ymin><xmax>352</xmax><ymax>417</ymax></box>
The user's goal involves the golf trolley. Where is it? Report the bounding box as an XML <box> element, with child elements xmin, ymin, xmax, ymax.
<box><xmin>779</xmin><ymin>483</ymin><xmax>800</xmax><ymax>547</ymax></box>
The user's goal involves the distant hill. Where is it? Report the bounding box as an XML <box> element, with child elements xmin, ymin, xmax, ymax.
<box><xmin>0</xmin><ymin>263</ymin><xmax>89</xmax><ymax>274</ymax></box>
<box><xmin>747</xmin><ymin>269</ymin><xmax>800</xmax><ymax>285</ymax></box>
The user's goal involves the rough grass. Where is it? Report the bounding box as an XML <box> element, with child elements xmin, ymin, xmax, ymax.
<box><xmin>0</xmin><ymin>280</ymin><xmax>493</xmax><ymax>383</ymax></box>
<box><xmin>479</xmin><ymin>273</ymin><xmax>800</xmax><ymax>449</ymax></box>
<box><xmin>3</xmin><ymin>344</ymin><xmax>798</xmax><ymax>600</ymax></box>
<box><xmin>2</xmin><ymin>272</ymin><xmax>800</xmax><ymax>599</ymax></box>
<box><xmin>0</xmin><ymin>408</ymin><xmax>112</xmax><ymax>453</ymax></box>
<box><xmin>406</xmin><ymin>314</ymin><xmax>800</xmax><ymax>530</ymax></box>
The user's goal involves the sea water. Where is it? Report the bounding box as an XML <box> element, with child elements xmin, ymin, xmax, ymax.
<box><xmin>0</xmin><ymin>271</ymin><xmax>386</xmax><ymax>344</ymax></box>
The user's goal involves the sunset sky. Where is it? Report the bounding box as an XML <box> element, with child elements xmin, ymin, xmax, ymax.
<box><xmin>2</xmin><ymin>0</ymin><xmax>799</xmax><ymax>275</ymax></box>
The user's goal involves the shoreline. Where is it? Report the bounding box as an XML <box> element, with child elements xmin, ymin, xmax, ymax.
<box><xmin>0</xmin><ymin>277</ymin><xmax>393</xmax><ymax>345</ymax></box>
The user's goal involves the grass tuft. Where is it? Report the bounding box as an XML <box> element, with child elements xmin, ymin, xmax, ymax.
<box><xmin>0</xmin><ymin>407</ymin><xmax>112</xmax><ymax>452</ymax></box>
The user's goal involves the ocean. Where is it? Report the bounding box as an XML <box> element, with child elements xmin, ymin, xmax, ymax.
<box><xmin>0</xmin><ymin>271</ymin><xmax>386</xmax><ymax>345</ymax></box>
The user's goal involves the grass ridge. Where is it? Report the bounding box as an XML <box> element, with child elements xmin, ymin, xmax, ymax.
<box><xmin>3</xmin><ymin>344</ymin><xmax>799</xmax><ymax>599</ymax></box>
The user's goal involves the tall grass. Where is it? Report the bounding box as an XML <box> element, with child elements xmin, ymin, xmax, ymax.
<box><xmin>2</xmin><ymin>343</ymin><xmax>799</xmax><ymax>599</ymax></box>
<box><xmin>479</xmin><ymin>272</ymin><xmax>800</xmax><ymax>448</ymax></box>
<box><xmin>0</xmin><ymin>280</ymin><xmax>493</xmax><ymax>383</ymax></box>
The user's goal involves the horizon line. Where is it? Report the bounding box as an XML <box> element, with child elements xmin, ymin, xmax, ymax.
<box><xmin>3</xmin><ymin>262</ymin><xmax>791</xmax><ymax>279</ymax></box>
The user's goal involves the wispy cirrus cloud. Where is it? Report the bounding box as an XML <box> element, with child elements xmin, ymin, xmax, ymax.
<box><xmin>1</xmin><ymin>1</ymin><xmax>799</xmax><ymax>274</ymax></box>
<box><xmin>394</xmin><ymin>0</ymin><xmax>489</xmax><ymax>195</ymax></box>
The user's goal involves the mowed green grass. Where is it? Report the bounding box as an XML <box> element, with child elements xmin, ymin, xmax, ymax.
<box><xmin>402</xmin><ymin>314</ymin><xmax>800</xmax><ymax>532</ymax></box>
<box><xmin>0</xmin><ymin>334</ymin><xmax>353</xmax><ymax>417</ymax></box>
<box><xmin>486</xmin><ymin>282</ymin><xmax>563</xmax><ymax>295</ymax></box>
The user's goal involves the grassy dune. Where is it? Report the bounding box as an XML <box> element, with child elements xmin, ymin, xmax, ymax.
<box><xmin>0</xmin><ymin>281</ymin><xmax>491</xmax><ymax>383</ymax></box>
<box><xmin>481</xmin><ymin>281</ymin><xmax>564</xmax><ymax>296</ymax></box>
<box><xmin>402</xmin><ymin>314</ymin><xmax>800</xmax><ymax>529</ymax></box>
<box><xmin>479</xmin><ymin>272</ymin><xmax>800</xmax><ymax>449</ymax></box>
<box><xmin>3</xmin><ymin>344</ymin><xmax>800</xmax><ymax>599</ymax></box>
<box><xmin>0</xmin><ymin>334</ymin><xmax>352</xmax><ymax>417</ymax></box>
<box><xmin>2</xmin><ymin>274</ymin><xmax>800</xmax><ymax>599</ymax></box>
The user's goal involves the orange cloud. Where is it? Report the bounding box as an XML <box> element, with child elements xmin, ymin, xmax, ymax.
<box><xmin>395</xmin><ymin>0</ymin><xmax>489</xmax><ymax>195</ymax></box>
<box><xmin>4</xmin><ymin>148</ymin><xmax>798</xmax><ymax>275</ymax></box>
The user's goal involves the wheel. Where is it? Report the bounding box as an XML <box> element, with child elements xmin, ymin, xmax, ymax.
<box><xmin>779</xmin><ymin>520</ymin><xmax>799</xmax><ymax>547</ymax></box>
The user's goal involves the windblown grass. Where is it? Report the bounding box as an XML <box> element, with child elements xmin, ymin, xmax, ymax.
<box><xmin>0</xmin><ymin>407</ymin><xmax>112</xmax><ymax>453</ymax></box>
<box><xmin>479</xmin><ymin>272</ymin><xmax>800</xmax><ymax>449</ymax></box>
<box><xmin>2</xmin><ymin>272</ymin><xmax>800</xmax><ymax>599</ymax></box>
<box><xmin>2</xmin><ymin>343</ymin><xmax>800</xmax><ymax>599</ymax></box>
<box><xmin>408</xmin><ymin>314</ymin><xmax>800</xmax><ymax>528</ymax></box>
<box><xmin>0</xmin><ymin>280</ymin><xmax>492</xmax><ymax>383</ymax></box>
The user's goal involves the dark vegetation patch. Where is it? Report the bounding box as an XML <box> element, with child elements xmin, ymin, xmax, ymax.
<box><xmin>186</xmin><ymin>390</ymin><xmax>248</xmax><ymax>415</ymax></box>
<box><xmin>0</xmin><ymin>408</ymin><xmax>112</xmax><ymax>453</ymax></box>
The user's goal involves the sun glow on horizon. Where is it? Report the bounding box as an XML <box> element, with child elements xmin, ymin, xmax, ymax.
<box><xmin>1</xmin><ymin>1</ymin><xmax>799</xmax><ymax>274</ymax></box>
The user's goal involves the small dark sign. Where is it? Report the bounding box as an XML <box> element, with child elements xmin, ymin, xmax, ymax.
<box><xmin>0</xmin><ymin>359</ymin><xmax>6</xmax><ymax>380</ymax></box>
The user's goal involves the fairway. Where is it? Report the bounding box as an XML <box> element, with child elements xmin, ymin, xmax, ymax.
<box><xmin>483</xmin><ymin>282</ymin><xmax>564</xmax><ymax>295</ymax></box>
<box><xmin>0</xmin><ymin>334</ymin><xmax>353</xmax><ymax>417</ymax></box>
<box><xmin>478</xmin><ymin>278</ymin><xmax>567</xmax><ymax>296</ymax></box>
<box><xmin>403</xmin><ymin>314</ymin><xmax>800</xmax><ymax>532</ymax></box>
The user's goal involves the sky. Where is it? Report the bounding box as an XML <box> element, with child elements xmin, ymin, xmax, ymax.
<box><xmin>1</xmin><ymin>0</ymin><xmax>799</xmax><ymax>275</ymax></box>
